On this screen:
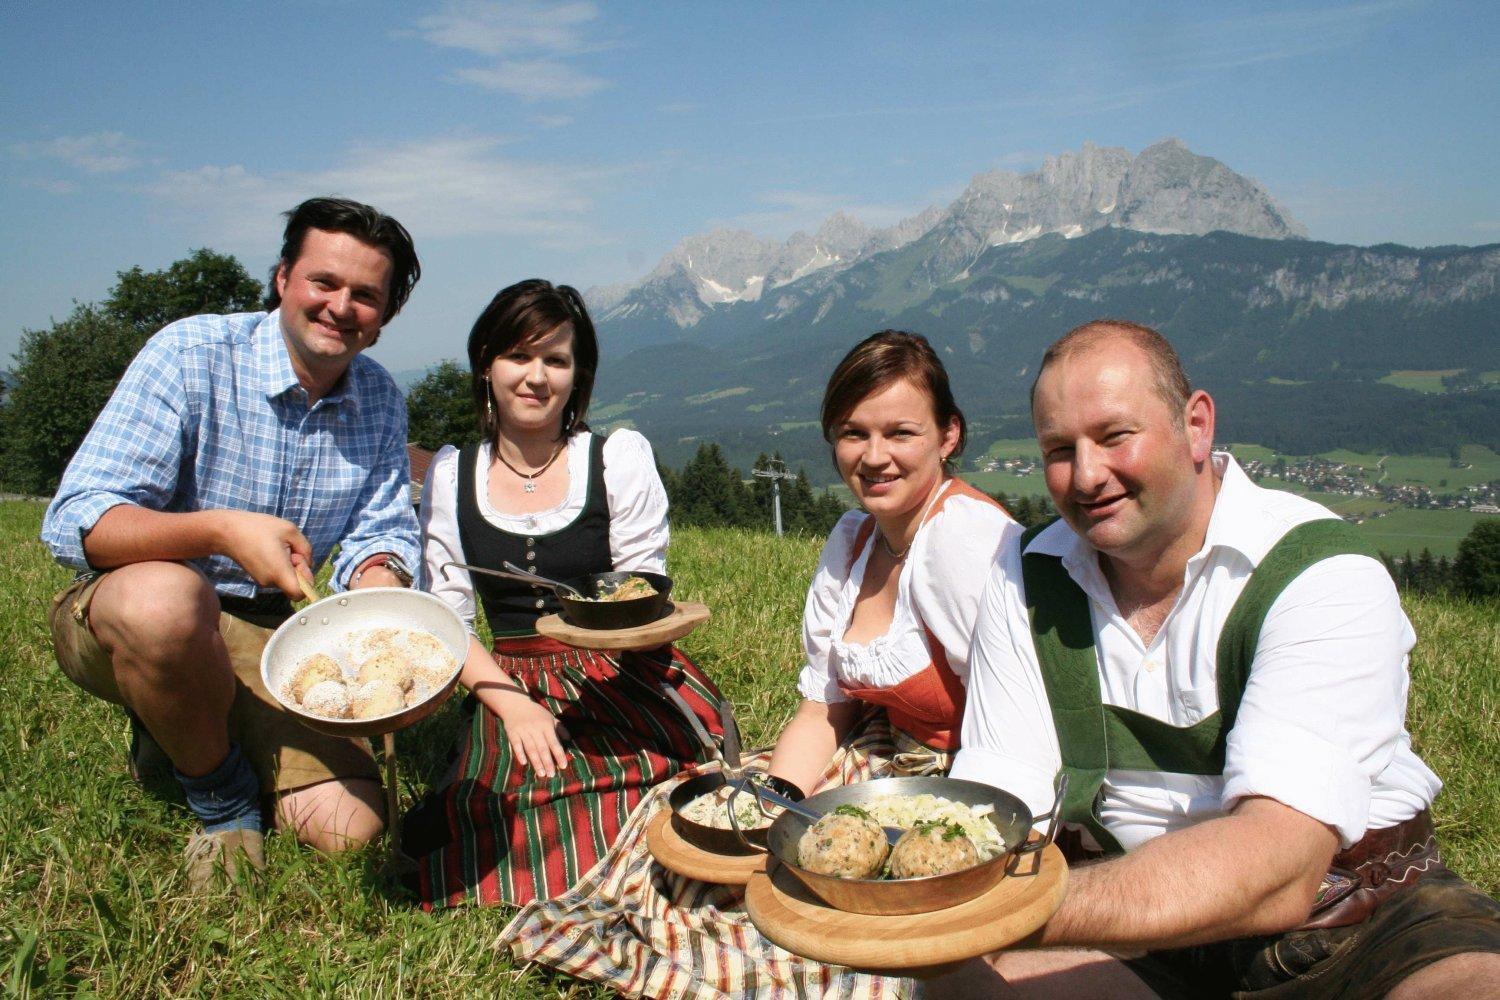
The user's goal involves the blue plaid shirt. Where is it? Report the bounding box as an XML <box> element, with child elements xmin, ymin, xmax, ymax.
<box><xmin>42</xmin><ymin>311</ymin><xmax>420</xmax><ymax>595</ymax></box>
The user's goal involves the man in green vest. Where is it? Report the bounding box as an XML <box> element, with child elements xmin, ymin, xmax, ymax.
<box><xmin>936</xmin><ymin>321</ymin><xmax>1499</xmax><ymax>997</ymax></box>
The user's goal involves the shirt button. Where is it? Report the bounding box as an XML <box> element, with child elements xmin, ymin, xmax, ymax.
<box><xmin>527</xmin><ymin>550</ymin><xmax>537</xmax><ymax>561</ymax></box>
<box><xmin>528</xmin><ymin>564</ymin><xmax>538</xmax><ymax>573</ymax></box>
<box><xmin>1144</xmin><ymin>659</ymin><xmax>1161</xmax><ymax>673</ymax></box>
<box><xmin>526</xmin><ymin>538</ymin><xmax>535</xmax><ymax>546</ymax></box>
<box><xmin>535</xmin><ymin>598</ymin><xmax>545</xmax><ymax>609</ymax></box>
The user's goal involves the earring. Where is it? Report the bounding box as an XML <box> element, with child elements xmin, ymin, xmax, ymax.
<box><xmin>482</xmin><ymin>375</ymin><xmax>494</xmax><ymax>419</ymax></box>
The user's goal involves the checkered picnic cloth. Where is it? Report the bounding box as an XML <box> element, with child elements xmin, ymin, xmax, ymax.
<box><xmin>498</xmin><ymin>719</ymin><xmax>914</xmax><ymax>999</ymax></box>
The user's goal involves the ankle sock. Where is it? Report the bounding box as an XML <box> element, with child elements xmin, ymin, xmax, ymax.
<box><xmin>175</xmin><ymin>743</ymin><xmax>264</xmax><ymax>834</ymax></box>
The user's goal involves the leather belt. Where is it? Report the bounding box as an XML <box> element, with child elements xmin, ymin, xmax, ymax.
<box><xmin>1299</xmin><ymin>809</ymin><xmax>1443</xmax><ymax>930</ymax></box>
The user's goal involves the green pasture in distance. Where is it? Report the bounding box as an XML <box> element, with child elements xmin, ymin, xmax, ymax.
<box><xmin>979</xmin><ymin>437</ymin><xmax>1044</xmax><ymax>460</ymax></box>
<box><xmin>1222</xmin><ymin>443</ymin><xmax>1279</xmax><ymax>464</ymax></box>
<box><xmin>1379</xmin><ymin>369</ymin><xmax>1464</xmax><ymax>393</ymax></box>
<box><xmin>1352</xmin><ymin>507</ymin><xmax>1492</xmax><ymax>559</ymax></box>
<box><xmin>962</xmin><ymin>469</ymin><xmax>1055</xmax><ymax>498</ymax></box>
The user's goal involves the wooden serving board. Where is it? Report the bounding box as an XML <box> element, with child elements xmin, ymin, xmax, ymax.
<box><xmin>536</xmin><ymin>601</ymin><xmax>710</xmax><ymax>650</ymax></box>
<box><xmin>646</xmin><ymin>807</ymin><xmax>768</xmax><ymax>885</ymax></box>
<box><xmin>745</xmin><ymin>843</ymin><xmax>1067</xmax><ymax>971</ymax></box>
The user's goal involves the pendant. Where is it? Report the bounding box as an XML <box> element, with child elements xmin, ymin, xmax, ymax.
<box><xmin>524</xmin><ymin>479</ymin><xmax>537</xmax><ymax>493</ymax></box>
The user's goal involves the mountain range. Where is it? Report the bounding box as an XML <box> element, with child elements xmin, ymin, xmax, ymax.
<box><xmin>583</xmin><ymin>138</ymin><xmax>1499</xmax><ymax>479</ymax></box>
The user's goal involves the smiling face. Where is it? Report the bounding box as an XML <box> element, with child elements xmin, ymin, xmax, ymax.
<box><xmin>833</xmin><ymin>377</ymin><xmax>960</xmax><ymax>529</ymax></box>
<box><xmin>486</xmin><ymin>322</ymin><xmax>576</xmax><ymax>439</ymax></box>
<box><xmin>275</xmin><ymin>228</ymin><xmax>393</xmax><ymax>391</ymax></box>
<box><xmin>1032</xmin><ymin>342</ymin><xmax>1214</xmax><ymax>567</ymax></box>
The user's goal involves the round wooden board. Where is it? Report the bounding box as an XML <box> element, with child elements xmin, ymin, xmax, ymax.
<box><xmin>745</xmin><ymin>843</ymin><xmax>1067</xmax><ymax>971</ymax></box>
<box><xmin>646</xmin><ymin>807</ymin><xmax>768</xmax><ymax>885</ymax></box>
<box><xmin>535</xmin><ymin>601</ymin><xmax>710</xmax><ymax>650</ymax></box>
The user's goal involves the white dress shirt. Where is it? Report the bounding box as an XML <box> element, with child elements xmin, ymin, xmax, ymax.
<box><xmin>952</xmin><ymin>454</ymin><xmax>1440</xmax><ymax>849</ymax></box>
<box><xmin>420</xmin><ymin>429</ymin><xmax>670</xmax><ymax>631</ymax></box>
<box><xmin>798</xmin><ymin>481</ymin><xmax>1020</xmax><ymax>701</ymax></box>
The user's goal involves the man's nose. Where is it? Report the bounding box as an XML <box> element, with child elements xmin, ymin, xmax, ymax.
<box><xmin>328</xmin><ymin>288</ymin><xmax>354</xmax><ymax>318</ymax></box>
<box><xmin>1073</xmin><ymin>441</ymin><xmax>1109</xmax><ymax>492</ymax></box>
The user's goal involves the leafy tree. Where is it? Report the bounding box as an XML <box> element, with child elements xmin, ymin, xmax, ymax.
<box><xmin>1453</xmin><ymin>520</ymin><xmax>1500</xmax><ymax>599</ymax></box>
<box><xmin>0</xmin><ymin>251</ymin><xmax>262</xmax><ymax>494</ymax></box>
<box><xmin>105</xmin><ymin>249</ymin><xmax>261</xmax><ymax>335</ymax></box>
<box><xmin>406</xmin><ymin>361</ymin><xmax>477</xmax><ymax>450</ymax></box>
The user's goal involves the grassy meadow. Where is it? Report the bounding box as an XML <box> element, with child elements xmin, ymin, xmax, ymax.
<box><xmin>1</xmin><ymin>500</ymin><xmax>1495</xmax><ymax>997</ymax></box>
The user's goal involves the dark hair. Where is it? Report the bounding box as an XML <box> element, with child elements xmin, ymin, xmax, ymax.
<box><xmin>820</xmin><ymin>330</ymin><xmax>967</xmax><ymax>466</ymax></box>
<box><xmin>1031</xmin><ymin>319</ymin><xmax>1191</xmax><ymax>425</ymax></box>
<box><xmin>467</xmin><ymin>279</ymin><xmax>598</xmax><ymax>444</ymax></box>
<box><xmin>263</xmin><ymin>196</ymin><xmax>421</xmax><ymax>322</ymax></box>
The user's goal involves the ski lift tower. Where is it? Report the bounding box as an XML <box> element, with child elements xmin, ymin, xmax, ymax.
<box><xmin>752</xmin><ymin>458</ymin><xmax>798</xmax><ymax>537</ymax></box>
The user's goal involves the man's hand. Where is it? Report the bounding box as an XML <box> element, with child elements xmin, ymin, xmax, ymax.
<box><xmin>213</xmin><ymin>511</ymin><xmax>314</xmax><ymax>599</ymax></box>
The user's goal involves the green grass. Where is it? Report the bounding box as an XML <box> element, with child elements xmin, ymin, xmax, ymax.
<box><xmin>1378</xmin><ymin>369</ymin><xmax>1463</xmax><ymax>394</ymax></box>
<box><xmin>2</xmin><ymin>501</ymin><xmax>1495</xmax><ymax>996</ymax></box>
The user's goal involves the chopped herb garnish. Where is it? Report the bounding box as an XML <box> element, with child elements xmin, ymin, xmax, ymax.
<box><xmin>833</xmin><ymin>804</ymin><xmax>873</xmax><ymax>820</ymax></box>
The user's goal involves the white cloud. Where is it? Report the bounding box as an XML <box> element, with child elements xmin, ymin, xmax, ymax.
<box><xmin>416</xmin><ymin>0</ymin><xmax>602</xmax><ymax>57</ymax></box>
<box><xmin>144</xmin><ymin>134</ymin><xmax>619</xmax><ymax>250</ymax></box>
<box><xmin>455</xmin><ymin>58</ymin><xmax>607</xmax><ymax>100</ymax></box>
<box><xmin>10</xmin><ymin>131</ymin><xmax>142</xmax><ymax>173</ymax></box>
<box><xmin>1129</xmin><ymin>0</ymin><xmax>1419</xmax><ymax>74</ymax></box>
<box><xmin>417</xmin><ymin>1</ymin><xmax>611</xmax><ymax>101</ymax></box>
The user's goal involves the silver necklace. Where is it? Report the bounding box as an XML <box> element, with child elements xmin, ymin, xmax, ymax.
<box><xmin>494</xmin><ymin>441</ymin><xmax>565</xmax><ymax>493</ymax></box>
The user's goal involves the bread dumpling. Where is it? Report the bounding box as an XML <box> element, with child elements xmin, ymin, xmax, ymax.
<box><xmin>356</xmin><ymin>650</ymin><xmax>414</xmax><ymax>692</ymax></box>
<box><xmin>291</xmin><ymin>653</ymin><xmax>343</xmax><ymax>702</ymax></box>
<box><xmin>888</xmin><ymin>821</ymin><xmax>979</xmax><ymax>879</ymax></box>
<box><xmin>350</xmin><ymin>679</ymin><xmax>404</xmax><ymax>719</ymax></box>
<box><xmin>301</xmin><ymin>679</ymin><xmax>351</xmax><ymax>719</ymax></box>
<box><xmin>796</xmin><ymin>806</ymin><xmax>889</xmax><ymax>879</ymax></box>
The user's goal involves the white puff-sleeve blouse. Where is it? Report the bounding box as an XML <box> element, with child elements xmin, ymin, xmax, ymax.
<box><xmin>420</xmin><ymin>428</ymin><xmax>670</xmax><ymax>630</ymax></box>
<box><xmin>797</xmin><ymin>482</ymin><xmax>1019</xmax><ymax>703</ymax></box>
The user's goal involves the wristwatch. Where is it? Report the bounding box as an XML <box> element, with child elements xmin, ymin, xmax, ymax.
<box><xmin>351</xmin><ymin>553</ymin><xmax>415</xmax><ymax>587</ymax></box>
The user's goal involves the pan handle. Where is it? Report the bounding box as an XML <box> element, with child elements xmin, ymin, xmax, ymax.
<box><xmin>1008</xmin><ymin>771</ymin><xmax>1069</xmax><ymax>873</ymax></box>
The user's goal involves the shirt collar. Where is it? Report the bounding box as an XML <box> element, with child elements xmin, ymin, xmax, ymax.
<box><xmin>1020</xmin><ymin>451</ymin><xmax>1268</xmax><ymax>590</ymax></box>
<box><xmin>252</xmin><ymin>310</ymin><xmax>361</xmax><ymax>415</ymax></box>
<box><xmin>1198</xmin><ymin>452</ymin><xmax>1279</xmax><ymax>567</ymax></box>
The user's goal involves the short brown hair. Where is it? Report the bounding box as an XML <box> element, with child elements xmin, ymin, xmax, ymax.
<box><xmin>264</xmin><ymin>196</ymin><xmax>421</xmax><ymax>323</ymax></box>
<box><xmin>821</xmin><ymin>330</ymin><xmax>966</xmax><ymax>465</ymax></box>
<box><xmin>1031</xmin><ymin>319</ymin><xmax>1191</xmax><ymax>424</ymax></box>
<box><xmin>466</xmin><ymin>279</ymin><xmax>598</xmax><ymax>444</ymax></box>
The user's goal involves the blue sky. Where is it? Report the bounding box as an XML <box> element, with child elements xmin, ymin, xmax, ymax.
<box><xmin>2</xmin><ymin>0</ymin><xmax>1496</xmax><ymax>375</ymax></box>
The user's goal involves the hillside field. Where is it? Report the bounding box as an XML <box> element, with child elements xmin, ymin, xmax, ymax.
<box><xmin>1</xmin><ymin>501</ymin><xmax>1494</xmax><ymax>997</ymax></box>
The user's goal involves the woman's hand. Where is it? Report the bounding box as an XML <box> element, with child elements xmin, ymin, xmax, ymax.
<box><xmin>457</xmin><ymin>634</ymin><xmax>572</xmax><ymax>779</ymax></box>
<box><xmin>492</xmin><ymin>689</ymin><xmax>572</xmax><ymax>779</ymax></box>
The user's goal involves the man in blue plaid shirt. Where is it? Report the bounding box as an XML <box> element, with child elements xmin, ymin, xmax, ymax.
<box><xmin>43</xmin><ymin>197</ymin><xmax>423</xmax><ymax>887</ymax></box>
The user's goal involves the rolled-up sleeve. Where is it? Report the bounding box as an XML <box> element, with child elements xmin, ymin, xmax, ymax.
<box><xmin>603</xmin><ymin>430</ymin><xmax>669</xmax><ymax>573</ymax></box>
<box><xmin>796</xmin><ymin>512</ymin><xmax>864</xmax><ymax>703</ymax></box>
<box><xmin>950</xmin><ymin>540</ymin><xmax>1064</xmax><ymax>823</ymax></box>
<box><xmin>330</xmin><ymin>389</ymin><xmax>420</xmax><ymax>589</ymax></box>
<box><xmin>41</xmin><ymin>336</ymin><xmax>189</xmax><ymax>569</ymax></box>
<box><xmin>1222</xmin><ymin>555</ymin><xmax>1417</xmax><ymax>846</ymax></box>
<box><xmin>911</xmin><ymin>500</ymin><xmax>1019</xmax><ymax>684</ymax></box>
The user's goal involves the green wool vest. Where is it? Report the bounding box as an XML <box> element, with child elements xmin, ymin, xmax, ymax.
<box><xmin>1020</xmin><ymin>517</ymin><xmax>1381</xmax><ymax>855</ymax></box>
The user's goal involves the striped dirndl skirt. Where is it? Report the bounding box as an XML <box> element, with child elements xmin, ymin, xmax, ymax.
<box><xmin>403</xmin><ymin>634</ymin><xmax>725</xmax><ymax>910</ymax></box>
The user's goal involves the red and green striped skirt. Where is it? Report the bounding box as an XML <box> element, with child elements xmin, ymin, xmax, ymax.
<box><xmin>404</xmin><ymin>634</ymin><xmax>725</xmax><ymax>910</ymax></box>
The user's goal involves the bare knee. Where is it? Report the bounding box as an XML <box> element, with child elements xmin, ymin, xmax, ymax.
<box><xmin>91</xmin><ymin>562</ymin><xmax>221</xmax><ymax>671</ymax></box>
<box><xmin>1389</xmin><ymin>952</ymin><xmax>1500</xmax><ymax>999</ymax></box>
<box><xmin>276</xmin><ymin>778</ymin><xmax>386</xmax><ymax>853</ymax></box>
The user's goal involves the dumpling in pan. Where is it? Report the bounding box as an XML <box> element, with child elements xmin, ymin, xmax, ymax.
<box><xmin>796</xmin><ymin>805</ymin><xmax>889</xmax><ymax>880</ymax></box>
<box><xmin>888</xmin><ymin>820</ymin><xmax>979</xmax><ymax>880</ymax></box>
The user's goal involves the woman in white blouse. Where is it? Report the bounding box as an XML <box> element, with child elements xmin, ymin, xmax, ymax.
<box><xmin>402</xmin><ymin>279</ymin><xmax>725</xmax><ymax>910</ymax></box>
<box><xmin>765</xmin><ymin>331</ymin><xmax>1020</xmax><ymax>799</ymax></box>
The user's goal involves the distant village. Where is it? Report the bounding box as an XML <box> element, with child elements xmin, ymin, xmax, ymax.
<box><xmin>978</xmin><ymin>453</ymin><xmax>1500</xmax><ymax>520</ymax></box>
